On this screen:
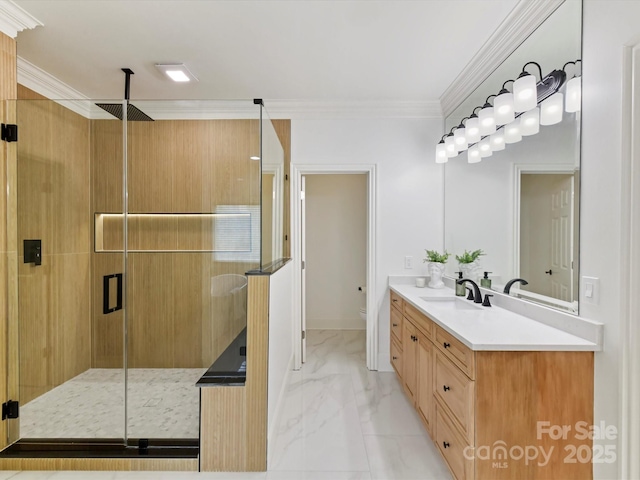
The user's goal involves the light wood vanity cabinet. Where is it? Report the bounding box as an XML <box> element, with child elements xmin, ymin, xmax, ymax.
<box><xmin>390</xmin><ymin>289</ymin><xmax>594</xmax><ymax>480</ymax></box>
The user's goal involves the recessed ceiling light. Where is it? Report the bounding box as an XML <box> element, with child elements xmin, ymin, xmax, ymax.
<box><xmin>155</xmin><ymin>64</ymin><xmax>198</xmax><ymax>83</ymax></box>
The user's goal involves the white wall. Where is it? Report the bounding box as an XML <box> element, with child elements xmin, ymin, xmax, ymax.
<box><xmin>305</xmin><ymin>174</ymin><xmax>367</xmax><ymax>330</ymax></box>
<box><xmin>291</xmin><ymin>117</ymin><xmax>444</xmax><ymax>371</ymax></box>
<box><xmin>582</xmin><ymin>2</ymin><xmax>640</xmax><ymax>478</ymax></box>
<box><xmin>267</xmin><ymin>261</ymin><xmax>294</xmax><ymax>445</ymax></box>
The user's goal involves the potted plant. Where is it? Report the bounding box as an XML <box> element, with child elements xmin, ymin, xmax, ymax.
<box><xmin>456</xmin><ymin>249</ymin><xmax>484</xmax><ymax>281</ymax></box>
<box><xmin>424</xmin><ymin>250</ymin><xmax>449</xmax><ymax>289</ymax></box>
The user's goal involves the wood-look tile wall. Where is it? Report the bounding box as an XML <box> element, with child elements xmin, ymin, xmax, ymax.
<box><xmin>91</xmin><ymin>118</ymin><xmax>290</xmax><ymax>368</ymax></box>
<box><xmin>200</xmin><ymin>274</ymin><xmax>269</xmax><ymax>472</ymax></box>
<box><xmin>16</xmin><ymin>85</ymin><xmax>92</xmax><ymax>404</ymax></box>
<box><xmin>0</xmin><ymin>30</ymin><xmax>18</xmax><ymax>452</ymax></box>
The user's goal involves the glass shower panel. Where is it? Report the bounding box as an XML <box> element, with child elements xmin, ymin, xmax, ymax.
<box><xmin>260</xmin><ymin>106</ymin><xmax>285</xmax><ymax>267</ymax></box>
<box><xmin>124</xmin><ymin>100</ymin><xmax>260</xmax><ymax>441</ymax></box>
<box><xmin>12</xmin><ymin>97</ymin><xmax>126</xmax><ymax>440</ymax></box>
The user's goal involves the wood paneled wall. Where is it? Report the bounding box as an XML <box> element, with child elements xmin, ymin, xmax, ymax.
<box><xmin>91</xmin><ymin>118</ymin><xmax>290</xmax><ymax>369</ymax></box>
<box><xmin>16</xmin><ymin>85</ymin><xmax>92</xmax><ymax>404</ymax></box>
<box><xmin>0</xmin><ymin>30</ymin><xmax>18</xmax><ymax>452</ymax></box>
<box><xmin>200</xmin><ymin>274</ymin><xmax>269</xmax><ymax>471</ymax></box>
<box><xmin>272</xmin><ymin>120</ymin><xmax>291</xmax><ymax>258</ymax></box>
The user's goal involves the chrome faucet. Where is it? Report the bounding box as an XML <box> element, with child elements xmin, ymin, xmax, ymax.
<box><xmin>504</xmin><ymin>278</ymin><xmax>529</xmax><ymax>294</ymax></box>
<box><xmin>457</xmin><ymin>279</ymin><xmax>483</xmax><ymax>304</ymax></box>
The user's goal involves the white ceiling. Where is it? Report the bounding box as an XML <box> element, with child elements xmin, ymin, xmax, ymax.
<box><xmin>12</xmin><ymin>0</ymin><xmax>519</xmax><ymax>104</ymax></box>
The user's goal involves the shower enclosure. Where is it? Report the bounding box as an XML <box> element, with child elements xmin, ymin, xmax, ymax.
<box><xmin>2</xmin><ymin>92</ymin><xmax>285</xmax><ymax>454</ymax></box>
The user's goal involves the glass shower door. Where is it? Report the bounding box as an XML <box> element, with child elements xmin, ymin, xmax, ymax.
<box><xmin>12</xmin><ymin>97</ymin><xmax>126</xmax><ymax>441</ymax></box>
<box><xmin>123</xmin><ymin>100</ymin><xmax>261</xmax><ymax>442</ymax></box>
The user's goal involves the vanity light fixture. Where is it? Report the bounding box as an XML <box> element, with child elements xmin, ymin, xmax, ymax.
<box><xmin>494</xmin><ymin>80</ymin><xmax>516</xmax><ymax>125</ymax></box>
<box><xmin>467</xmin><ymin>144</ymin><xmax>481</xmax><ymax>163</ymax></box>
<box><xmin>155</xmin><ymin>63</ymin><xmax>198</xmax><ymax>82</ymax></box>
<box><xmin>564</xmin><ymin>60</ymin><xmax>582</xmax><ymax>113</ymax></box>
<box><xmin>434</xmin><ymin>59</ymin><xmax>579</xmax><ymax>163</ymax></box>
<box><xmin>464</xmin><ymin>109</ymin><xmax>481</xmax><ymax>144</ymax></box>
<box><xmin>513</xmin><ymin>62</ymin><xmax>542</xmax><ymax>112</ymax></box>
<box><xmin>479</xmin><ymin>137</ymin><xmax>492</xmax><ymax>158</ymax></box>
<box><xmin>454</xmin><ymin>118</ymin><xmax>469</xmax><ymax>152</ymax></box>
<box><xmin>540</xmin><ymin>93</ymin><xmax>564</xmax><ymax>125</ymax></box>
<box><xmin>504</xmin><ymin>120</ymin><xmax>522</xmax><ymax>144</ymax></box>
<box><xmin>478</xmin><ymin>95</ymin><xmax>497</xmax><ymax>136</ymax></box>
<box><xmin>520</xmin><ymin>107</ymin><xmax>540</xmax><ymax>136</ymax></box>
<box><xmin>435</xmin><ymin>134</ymin><xmax>450</xmax><ymax>163</ymax></box>
<box><xmin>490</xmin><ymin>128</ymin><xmax>506</xmax><ymax>151</ymax></box>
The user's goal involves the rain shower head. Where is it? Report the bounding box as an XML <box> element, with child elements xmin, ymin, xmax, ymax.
<box><xmin>96</xmin><ymin>68</ymin><xmax>154</xmax><ymax>121</ymax></box>
<box><xmin>95</xmin><ymin>103</ymin><xmax>153</xmax><ymax>121</ymax></box>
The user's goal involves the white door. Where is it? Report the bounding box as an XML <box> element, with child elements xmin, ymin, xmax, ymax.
<box><xmin>549</xmin><ymin>175</ymin><xmax>574</xmax><ymax>301</ymax></box>
<box><xmin>520</xmin><ymin>173</ymin><xmax>574</xmax><ymax>300</ymax></box>
<box><xmin>301</xmin><ymin>175</ymin><xmax>307</xmax><ymax>363</ymax></box>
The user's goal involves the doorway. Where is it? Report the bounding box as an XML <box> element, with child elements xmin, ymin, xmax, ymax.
<box><xmin>303</xmin><ymin>174</ymin><xmax>367</xmax><ymax>367</ymax></box>
<box><xmin>292</xmin><ymin>165</ymin><xmax>377</xmax><ymax>371</ymax></box>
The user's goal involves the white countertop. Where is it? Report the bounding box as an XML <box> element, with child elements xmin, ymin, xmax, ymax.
<box><xmin>390</xmin><ymin>283</ymin><xmax>601</xmax><ymax>352</ymax></box>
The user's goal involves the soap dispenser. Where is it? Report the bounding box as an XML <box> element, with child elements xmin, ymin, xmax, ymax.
<box><xmin>455</xmin><ymin>272</ymin><xmax>465</xmax><ymax>296</ymax></box>
<box><xmin>481</xmin><ymin>271</ymin><xmax>492</xmax><ymax>288</ymax></box>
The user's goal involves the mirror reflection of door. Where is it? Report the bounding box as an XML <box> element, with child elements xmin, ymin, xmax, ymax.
<box><xmin>520</xmin><ymin>172</ymin><xmax>578</xmax><ymax>302</ymax></box>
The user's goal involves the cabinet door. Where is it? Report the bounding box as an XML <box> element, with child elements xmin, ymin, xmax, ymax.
<box><xmin>416</xmin><ymin>331</ymin><xmax>433</xmax><ymax>436</ymax></box>
<box><xmin>402</xmin><ymin>320</ymin><xmax>417</xmax><ymax>403</ymax></box>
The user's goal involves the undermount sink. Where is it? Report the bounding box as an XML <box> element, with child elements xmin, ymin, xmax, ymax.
<box><xmin>419</xmin><ymin>296</ymin><xmax>481</xmax><ymax>311</ymax></box>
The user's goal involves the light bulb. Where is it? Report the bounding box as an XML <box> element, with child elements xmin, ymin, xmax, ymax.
<box><xmin>565</xmin><ymin>76</ymin><xmax>581</xmax><ymax>112</ymax></box>
<box><xmin>479</xmin><ymin>106</ymin><xmax>496</xmax><ymax>136</ymax></box>
<box><xmin>490</xmin><ymin>129</ymin><xmax>506</xmax><ymax>151</ymax></box>
<box><xmin>494</xmin><ymin>91</ymin><xmax>515</xmax><ymax>125</ymax></box>
<box><xmin>479</xmin><ymin>137</ymin><xmax>492</xmax><ymax>158</ymax></box>
<box><xmin>504</xmin><ymin>120</ymin><xmax>522</xmax><ymax>144</ymax></box>
<box><xmin>444</xmin><ymin>135</ymin><xmax>457</xmax><ymax>157</ymax></box>
<box><xmin>467</xmin><ymin>145</ymin><xmax>481</xmax><ymax>164</ymax></box>
<box><xmin>435</xmin><ymin>142</ymin><xmax>448</xmax><ymax>163</ymax></box>
<box><xmin>454</xmin><ymin>128</ymin><xmax>468</xmax><ymax>152</ymax></box>
<box><xmin>513</xmin><ymin>74</ymin><xmax>538</xmax><ymax>112</ymax></box>
<box><xmin>465</xmin><ymin>117</ymin><xmax>481</xmax><ymax>143</ymax></box>
<box><xmin>520</xmin><ymin>107</ymin><xmax>540</xmax><ymax>136</ymax></box>
<box><xmin>540</xmin><ymin>92</ymin><xmax>564</xmax><ymax>125</ymax></box>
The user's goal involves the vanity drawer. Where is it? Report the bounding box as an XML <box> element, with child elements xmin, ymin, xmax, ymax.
<box><xmin>434</xmin><ymin>350</ymin><xmax>475</xmax><ymax>444</ymax></box>
<box><xmin>435</xmin><ymin>325</ymin><xmax>475</xmax><ymax>379</ymax></box>
<box><xmin>403</xmin><ymin>302</ymin><xmax>433</xmax><ymax>339</ymax></box>
<box><xmin>390</xmin><ymin>306</ymin><xmax>403</xmax><ymax>343</ymax></box>
<box><xmin>436</xmin><ymin>403</ymin><xmax>474</xmax><ymax>480</ymax></box>
<box><xmin>390</xmin><ymin>290</ymin><xmax>403</xmax><ymax>312</ymax></box>
<box><xmin>391</xmin><ymin>337</ymin><xmax>402</xmax><ymax>377</ymax></box>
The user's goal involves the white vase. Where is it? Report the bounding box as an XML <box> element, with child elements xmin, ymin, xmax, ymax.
<box><xmin>427</xmin><ymin>262</ymin><xmax>446</xmax><ymax>289</ymax></box>
<box><xmin>459</xmin><ymin>261</ymin><xmax>481</xmax><ymax>282</ymax></box>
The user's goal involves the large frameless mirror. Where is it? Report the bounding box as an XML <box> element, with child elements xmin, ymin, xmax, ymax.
<box><xmin>443</xmin><ymin>1</ymin><xmax>582</xmax><ymax>314</ymax></box>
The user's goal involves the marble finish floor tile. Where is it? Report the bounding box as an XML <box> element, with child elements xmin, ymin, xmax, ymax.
<box><xmin>20</xmin><ymin>368</ymin><xmax>205</xmax><ymax>439</ymax></box>
<box><xmin>10</xmin><ymin>329</ymin><xmax>451</xmax><ymax>479</ymax></box>
<box><xmin>364</xmin><ymin>434</ymin><xmax>452</xmax><ymax>480</ymax></box>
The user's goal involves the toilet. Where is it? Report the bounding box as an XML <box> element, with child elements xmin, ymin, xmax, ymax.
<box><xmin>359</xmin><ymin>285</ymin><xmax>367</xmax><ymax>321</ymax></box>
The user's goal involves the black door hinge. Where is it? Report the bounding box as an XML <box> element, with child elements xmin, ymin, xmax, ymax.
<box><xmin>1</xmin><ymin>124</ymin><xmax>18</xmax><ymax>143</ymax></box>
<box><xmin>2</xmin><ymin>400</ymin><xmax>19</xmax><ymax>420</ymax></box>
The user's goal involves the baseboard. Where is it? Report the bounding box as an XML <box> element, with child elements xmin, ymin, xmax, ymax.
<box><xmin>267</xmin><ymin>353</ymin><xmax>294</xmax><ymax>469</ymax></box>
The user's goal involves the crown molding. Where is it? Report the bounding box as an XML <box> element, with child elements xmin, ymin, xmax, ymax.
<box><xmin>16</xmin><ymin>58</ymin><xmax>442</xmax><ymax>120</ymax></box>
<box><xmin>17</xmin><ymin>56</ymin><xmax>94</xmax><ymax>117</ymax></box>
<box><xmin>0</xmin><ymin>0</ymin><xmax>42</xmax><ymax>38</ymax></box>
<box><xmin>439</xmin><ymin>0</ymin><xmax>564</xmax><ymax>118</ymax></box>
<box><xmin>264</xmin><ymin>99</ymin><xmax>442</xmax><ymax>119</ymax></box>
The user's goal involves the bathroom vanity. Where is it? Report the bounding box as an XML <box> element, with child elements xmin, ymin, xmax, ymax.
<box><xmin>389</xmin><ymin>280</ymin><xmax>601</xmax><ymax>480</ymax></box>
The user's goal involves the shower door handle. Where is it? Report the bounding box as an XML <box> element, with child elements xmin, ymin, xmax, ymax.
<box><xmin>103</xmin><ymin>273</ymin><xmax>123</xmax><ymax>314</ymax></box>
